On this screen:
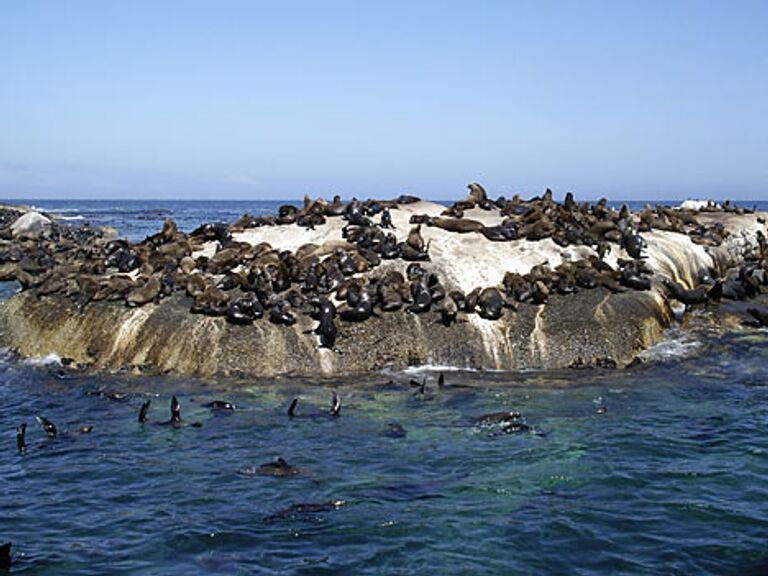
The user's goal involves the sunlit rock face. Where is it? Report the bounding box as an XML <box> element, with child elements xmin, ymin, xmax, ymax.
<box><xmin>0</xmin><ymin>286</ymin><xmax>669</xmax><ymax>376</ymax></box>
<box><xmin>0</xmin><ymin>199</ymin><xmax>763</xmax><ymax>378</ymax></box>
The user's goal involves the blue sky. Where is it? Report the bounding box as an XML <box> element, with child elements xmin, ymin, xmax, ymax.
<box><xmin>1</xmin><ymin>0</ymin><xmax>767</xmax><ymax>200</ymax></box>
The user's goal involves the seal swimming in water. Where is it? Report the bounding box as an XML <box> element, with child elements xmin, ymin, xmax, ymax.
<box><xmin>0</xmin><ymin>542</ymin><xmax>11</xmax><ymax>570</ymax></box>
<box><xmin>36</xmin><ymin>416</ymin><xmax>57</xmax><ymax>437</ymax></box>
<box><xmin>84</xmin><ymin>388</ymin><xmax>129</xmax><ymax>401</ymax></box>
<box><xmin>476</xmin><ymin>411</ymin><xmax>522</xmax><ymax>425</ymax></box>
<box><xmin>16</xmin><ymin>423</ymin><xmax>26</xmax><ymax>454</ymax></box>
<box><xmin>202</xmin><ymin>400</ymin><xmax>236</xmax><ymax>411</ymax></box>
<box><xmin>475</xmin><ymin>411</ymin><xmax>530</xmax><ymax>433</ymax></box>
<box><xmin>138</xmin><ymin>400</ymin><xmax>151</xmax><ymax>423</ymax></box>
<box><xmin>287</xmin><ymin>393</ymin><xmax>341</xmax><ymax>418</ymax></box>
<box><xmin>239</xmin><ymin>457</ymin><xmax>302</xmax><ymax>478</ymax></box>
<box><xmin>409</xmin><ymin>377</ymin><xmax>436</xmax><ymax>401</ymax></box>
<box><xmin>384</xmin><ymin>422</ymin><xmax>407</xmax><ymax>438</ymax></box>
<box><xmin>263</xmin><ymin>499</ymin><xmax>346</xmax><ymax>523</ymax></box>
<box><xmin>35</xmin><ymin>416</ymin><xmax>92</xmax><ymax>438</ymax></box>
<box><xmin>167</xmin><ymin>396</ymin><xmax>182</xmax><ymax>427</ymax></box>
<box><xmin>158</xmin><ymin>396</ymin><xmax>202</xmax><ymax>428</ymax></box>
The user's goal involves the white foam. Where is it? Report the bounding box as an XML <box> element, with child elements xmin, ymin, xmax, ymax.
<box><xmin>53</xmin><ymin>214</ymin><xmax>85</xmax><ymax>221</ymax></box>
<box><xmin>22</xmin><ymin>352</ymin><xmax>62</xmax><ymax>366</ymax></box>
<box><xmin>400</xmin><ymin>364</ymin><xmax>478</xmax><ymax>374</ymax></box>
<box><xmin>637</xmin><ymin>331</ymin><xmax>701</xmax><ymax>362</ymax></box>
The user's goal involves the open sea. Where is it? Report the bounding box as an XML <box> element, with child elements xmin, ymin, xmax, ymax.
<box><xmin>1</xmin><ymin>199</ymin><xmax>768</xmax><ymax>575</ymax></box>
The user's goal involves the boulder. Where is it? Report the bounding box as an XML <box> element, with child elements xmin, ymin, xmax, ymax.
<box><xmin>11</xmin><ymin>212</ymin><xmax>52</xmax><ymax>240</ymax></box>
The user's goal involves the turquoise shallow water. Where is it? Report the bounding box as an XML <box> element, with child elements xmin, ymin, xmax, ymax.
<box><xmin>2</xmin><ymin>334</ymin><xmax>768</xmax><ymax>575</ymax></box>
<box><xmin>2</xmin><ymin>199</ymin><xmax>768</xmax><ymax>574</ymax></box>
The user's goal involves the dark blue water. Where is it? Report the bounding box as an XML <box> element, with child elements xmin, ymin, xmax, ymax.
<box><xmin>2</xmin><ymin>199</ymin><xmax>768</xmax><ymax>574</ymax></box>
<box><xmin>3</xmin><ymin>199</ymin><xmax>290</xmax><ymax>243</ymax></box>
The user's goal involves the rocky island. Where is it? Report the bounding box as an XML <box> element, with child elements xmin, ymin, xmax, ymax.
<box><xmin>0</xmin><ymin>184</ymin><xmax>766</xmax><ymax>378</ymax></box>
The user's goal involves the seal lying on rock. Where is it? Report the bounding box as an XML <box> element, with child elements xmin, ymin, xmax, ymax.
<box><xmin>662</xmin><ymin>279</ymin><xmax>710</xmax><ymax>305</ymax></box>
<box><xmin>747</xmin><ymin>306</ymin><xmax>768</xmax><ymax>327</ymax></box>
<box><xmin>309</xmin><ymin>297</ymin><xmax>337</xmax><ymax>349</ymax></box>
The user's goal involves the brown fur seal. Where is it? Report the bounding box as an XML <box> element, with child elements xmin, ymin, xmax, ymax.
<box><xmin>466</xmin><ymin>182</ymin><xmax>488</xmax><ymax>205</ymax></box>
<box><xmin>126</xmin><ymin>276</ymin><xmax>161</xmax><ymax>307</ymax></box>
<box><xmin>428</xmin><ymin>217</ymin><xmax>485</xmax><ymax>233</ymax></box>
<box><xmin>406</xmin><ymin>225</ymin><xmax>426</xmax><ymax>251</ymax></box>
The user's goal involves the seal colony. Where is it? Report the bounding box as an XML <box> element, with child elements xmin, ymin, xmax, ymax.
<box><xmin>0</xmin><ymin>184</ymin><xmax>766</xmax><ymax>377</ymax></box>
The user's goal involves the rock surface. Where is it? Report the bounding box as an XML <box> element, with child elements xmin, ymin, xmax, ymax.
<box><xmin>11</xmin><ymin>211</ymin><xmax>52</xmax><ymax>240</ymax></box>
<box><xmin>0</xmin><ymin>287</ymin><xmax>669</xmax><ymax>376</ymax></box>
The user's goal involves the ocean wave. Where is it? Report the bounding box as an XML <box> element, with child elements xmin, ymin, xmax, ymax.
<box><xmin>638</xmin><ymin>331</ymin><xmax>702</xmax><ymax>362</ymax></box>
<box><xmin>399</xmin><ymin>364</ymin><xmax>479</xmax><ymax>374</ymax></box>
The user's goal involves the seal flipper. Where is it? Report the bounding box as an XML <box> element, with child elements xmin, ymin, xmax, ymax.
<box><xmin>16</xmin><ymin>423</ymin><xmax>26</xmax><ymax>454</ymax></box>
<box><xmin>288</xmin><ymin>398</ymin><xmax>299</xmax><ymax>417</ymax></box>
<box><xmin>329</xmin><ymin>393</ymin><xmax>341</xmax><ymax>417</ymax></box>
<box><xmin>0</xmin><ymin>542</ymin><xmax>11</xmax><ymax>570</ymax></box>
<box><xmin>138</xmin><ymin>400</ymin><xmax>151</xmax><ymax>423</ymax></box>
<box><xmin>419</xmin><ymin>378</ymin><xmax>427</xmax><ymax>397</ymax></box>
<box><xmin>36</xmin><ymin>416</ymin><xmax>57</xmax><ymax>437</ymax></box>
<box><xmin>170</xmin><ymin>396</ymin><xmax>182</xmax><ymax>425</ymax></box>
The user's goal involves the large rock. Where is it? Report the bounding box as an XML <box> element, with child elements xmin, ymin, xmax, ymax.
<box><xmin>11</xmin><ymin>212</ymin><xmax>52</xmax><ymax>240</ymax></box>
<box><xmin>0</xmin><ymin>200</ymin><xmax>763</xmax><ymax>378</ymax></box>
<box><xmin>0</xmin><ymin>288</ymin><xmax>669</xmax><ymax>377</ymax></box>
